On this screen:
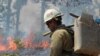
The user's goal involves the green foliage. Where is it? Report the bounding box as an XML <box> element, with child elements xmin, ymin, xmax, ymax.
<box><xmin>0</xmin><ymin>53</ymin><xmax>19</xmax><ymax>56</ymax></box>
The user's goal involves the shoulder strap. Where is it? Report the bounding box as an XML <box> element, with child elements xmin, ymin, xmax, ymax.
<box><xmin>57</xmin><ymin>25</ymin><xmax>74</xmax><ymax>48</ymax></box>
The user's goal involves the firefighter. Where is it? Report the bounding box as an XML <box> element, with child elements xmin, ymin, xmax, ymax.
<box><xmin>43</xmin><ymin>9</ymin><xmax>73</xmax><ymax>56</ymax></box>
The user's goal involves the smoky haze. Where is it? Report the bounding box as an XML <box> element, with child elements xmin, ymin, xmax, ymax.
<box><xmin>20</xmin><ymin>0</ymin><xmax>41</xmax><ymax>34</ymax></box>
<box><xmin>0</xmin><ymin>0</ymin><xmax>100</xmax><ymax>56</ymax></box>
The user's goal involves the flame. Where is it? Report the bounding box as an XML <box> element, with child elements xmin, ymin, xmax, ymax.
<box><xmin>7</xmin><ymin>36</ymin><xmax>17</xmax><ymax>51</ymax></box>
<box><xmin>0</xmin><ymin>31</ymin><xmax>49</xmax><ymax>52</ymax></box>
<box><xmin>22</xmin><ymin>31</ymin><xmax>49</xmax><ymax>49</ymax></box>
<box><xmin>22</xmin><ymin>31</ymin><xmax>35</xmax><ymax>48</ymax></box>
<box><xmin>39</xmin><ymin>41</ymin><xmax>49</xmax><ymax>48</ymax></box>
<box><xmin>23</xmin><ymin>38</ymin><xmax>33</xmax><ymax>48</ymax></box>
<box><xmin>23</xmin><ymin>39</ymin><xmax>49</xmax><ymax>49</ymax></box>
<box><xmin>0</xmin><ymin>36</ymin><xmax>17</xmax><ymax>51</ymax></box>
<box><xmin>0</xmin><ymin>44</ymin><xmax>6</xmax><ymax>51</ymax></box>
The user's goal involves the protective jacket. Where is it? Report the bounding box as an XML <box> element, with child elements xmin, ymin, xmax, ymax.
<box><xmin>50</xmin><ymin>25</ymin><xmax>91</xmax><ymax>56</ymax></box>
<box><xmin>50</xmin><ymin>25</ymin><xmax>73</xmax><ymax>56</ymax></box>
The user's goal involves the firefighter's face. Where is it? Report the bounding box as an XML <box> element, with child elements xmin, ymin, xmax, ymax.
<box><xmin>46</xmin><ymin>19</ymin><xmax>57</xmax><ymax>32</ymax></box>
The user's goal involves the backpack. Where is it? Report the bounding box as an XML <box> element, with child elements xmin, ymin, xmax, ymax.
<box><xmin>65</xmin><ymin>25</ymin><xmax>74</xmax><ymax>48</ymax></box>
<box><xmin>59</xmin><ymin>25</ymin><xmax>75</xmax><ymax>55</ymax></box>
<box><xmin>58</xmin><ymin>25</ymin><xmax>74</xmax><ymax>48</ymax></box>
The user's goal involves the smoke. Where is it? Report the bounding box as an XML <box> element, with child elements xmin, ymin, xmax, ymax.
<box><xmin>19</xmin><ymin>0</ymin><xmax>41</xmax><ymax>34</ymax></box>
<box><xmin>92</xmin><ymin>0</ymin><xmax>100</xmax><ymax>16</ymax></box>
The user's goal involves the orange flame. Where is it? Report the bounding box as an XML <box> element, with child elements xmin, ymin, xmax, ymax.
<box><xmin>0</xmin><ymin>44</ymin><xmax>6</xmax><ymax>51</ymax></box>
<box><xmin>42</xmin><ymin>41</ymin><xmax>49</xmax><ymax>48</ymax></box>
<box><xmin>0</xmin><ymin>31</ymin><xmax>50</xmax><ymax>52</ymax></box>
<box><xmin>22</xmin><ymin>31</ymin><xmax>49</xmax><ymax>49</ymax></box>
<box><xmin>23</xmin><ymin>38</ymin><xmax>33</xmax><ymax>48</ymax></box>
<box><xmin>0</xmin><ymin>36</ymin><xmax>17</xmax><ymax>51</ymax></box>
<box><xmin>23</xmin><ymin>39</ymin><xmax>49</xmax><ymax>49</ymax></box>
<box><xmin>22</xmin><ymin>31</ymin><xmax>35</xmax><ymax>48</ymax></box>
<box><xmin>7</xmin><ymin>36</ymin><xmax>17</xmax><ymax>51</ymax></box>
<box><xmin>40</xmin><ymin>41</ymin><xmax>49</xmax><ymax>48</ymax></box>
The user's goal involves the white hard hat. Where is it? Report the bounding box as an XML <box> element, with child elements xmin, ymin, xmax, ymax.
<box><xmin>44</xmin><ymin>9</ymin><xmax>62</xmax><ymax>23</ymax></box>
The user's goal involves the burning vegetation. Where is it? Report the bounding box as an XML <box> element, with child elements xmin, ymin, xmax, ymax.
<box><xmin>0</xmin><ymin>32</ymin><xmax>50</xmax><ymax>56</ymax></box>
<box><xmin>0</xmin><ymin>36</ymin><xmax>17</xmax><ymax>51</ymax></box>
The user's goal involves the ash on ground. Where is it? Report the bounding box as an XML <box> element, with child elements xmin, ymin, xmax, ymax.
<box><xmin>0</xmin><ymin>48</ymin><xmax>50</xmax><ymax>56</ymax></box>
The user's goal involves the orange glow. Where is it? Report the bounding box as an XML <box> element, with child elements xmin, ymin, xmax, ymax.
<box><xmin>39</xmin><ymin>41</ymin><xmax>49</xmax><ymax>48</ymax></box>
<box><xmin>23</xmin><ymin>38</ymin><xmax>33</xmax><ymax>48</ymax></box>
<box><xmin>0</xmin><ymin>44</ymin><xmax>6</xmax><ymax>51</ymax></box>
<box><xmin>7</xmin><ymin>36</ymin><xmax>17</xmax><ymax>51</ymax></box>
<box><xmin>22</xmin><ymin>31</ymin><xmax>49</xmax><ymax>49</ymax></box>
<box><xmin>0</xmin><ymin>32</ymin><xmax>50</xmax><ymax>52</ymax></box>
<box><xmin>23</xmin><ymin>39</ymin><xmax>49</xmax><ymax>49</ymax></box>
<box><xmin>22</xmin><ymin>31</ymin><xmax>35</xmax><ymax>48</ymax></box>
<box><xmin>0</xmin><ymin>36</ymin><xmax>17</xmax><ymax>51</ymax></box>
<box><xmin>0</xmin><ymin>35</ymin><xmax>7</xmax><ymax>51</ymax></box>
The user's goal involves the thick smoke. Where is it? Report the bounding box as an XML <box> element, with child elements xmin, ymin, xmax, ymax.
<box><xmin>19</xmin><ymin>0</ymin><xmax>41</xmax><ymax>34</ymax></box>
